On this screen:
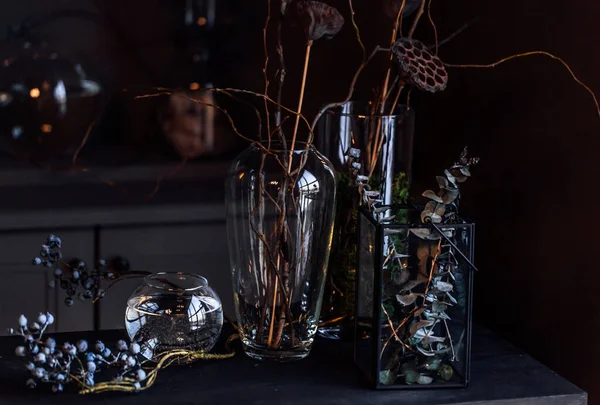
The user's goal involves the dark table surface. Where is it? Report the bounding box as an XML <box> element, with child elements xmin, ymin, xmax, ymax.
<box><xmin>0</xmin><ymin>326</ymin><xmax>587</xmax><ymax>405</ymax></box>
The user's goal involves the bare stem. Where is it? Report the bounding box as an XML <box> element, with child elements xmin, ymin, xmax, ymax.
<box><xmin>408</xmin><ymin>0</ymin><xmax>426</xmax><ymax>38</ymax></box>
<box><xmin>289</xmin><ymin>40</ymin><xmax>313</xmax><ymax>169</ymax></box>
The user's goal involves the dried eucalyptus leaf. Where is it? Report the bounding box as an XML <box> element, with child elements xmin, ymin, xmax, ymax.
<box><xmin>436</xmin><ymin>176</ymin><xmax>449</xmax><ymax>189</ymax></box>
<box><xmin>440</xmin><ymin>188</ymin><xmax>459</xmax><ymax>204</ymax></box>
<box><xmin>439</xmin><ymin>364</ymin><xmax>454</xmax><ymax>381</ymax></box>
<box><xmin>384</xmin><ymin>228</ymin><xmax>405</xmax><ymax>236</ymax></box>
<box><xmin>410</xmin><ymin>320</ymin><xmax>435</xmax><ymax>336</ymax></box>
<box><xmin>422</xmin><ymin>190</ymin><xmax>443</xmax><ymax>203</ymax></box>
<box><xmin>421</xmin><ymin>335</ymin><xmax>446</xmax><ymax>345</ymax></box>
<box><xmin>404</xmin><ymin>369</ymin><xmax>419</xmax><ymax>385</ymax></box>
<box><xmin>417</xmin><ymin>375</ymin><xmax>434</xmax><ymax>385</ymax></box>
<box><xmin>396</xmin><ymin>293</ymin><xmax>418</xmax><ymax>306</ymax></box>
<box><xmin>401</xmin><ymin>279</ymin><xmax>425</xmax><ymax>292</ymax></box>
<box><xmin>393</xmin><ymin>270</ymin><xmax>410</xmax><ymax>286</ymax></box>
<box><xmin>379</xmin><ymin>369</ymin><xmax>397</xmax><ymax>386</ymax></box>
<box><xmin>435</xmin><ymin>281</ymin><xmax>453</xmax><ymax>292</ymax></box>
<box><xmin>373</xmin><ymin>205</ymin><xmax>393</xmax><ymax>213</ymax></box>
<box><xmin>446</xmin><ymin>292</ymin><xmax>458</xmax><ymax>304</ymax></box>
<box><xmin>423</xmin><ymin>356</ymin><xmax>442</xmax><ymax>371</ymax></box>
<box><xmin>285</xmin><ymin>1</ymin><xmax>345</xmax><ymax>41</ymax></box>
<box><xmin>363</xmin><ymin>190</ymin><xmax>381</xmax><ymax>198</ymax></box>
<box><xmin>414</xmin><ymin>307</ymin><xmax>427</xmax><ymax>317</ymax></box>
<box><xmin>410</xmin><ymin>228</ymin><xmax>431</xmax><ymax>239</ymax></box>
<box><xmin>417</xmin><ymin>346</ymin><xmax>437</xmax><ymax>357</ymax></box>
<box><xmin>460</xmin><ymin>167</ymin><xmax>471</xmax><ymax>177</ymax></box>
<box><xmin>432</xmin><ymin>301</ymin><xmax>448</xmax><ymax>313</ymax></box>
<box><xmin>444</xmin><ymin>169</ymin><xmax>456</xmax><ymax>186</ymax></box>
<box><xmin>421</xmin><ymin>211</ymin><xmax>442</xmax><ymax>224</ymax></box>
<box><xmin>450</xmin><ymin>169</ymin><xmax>467</xmax><ymax>183</ymax></box>
<box><xmin>379</xmin><ymin>215</ymin><xmax>396</xmax><ymax>223</ymax></box>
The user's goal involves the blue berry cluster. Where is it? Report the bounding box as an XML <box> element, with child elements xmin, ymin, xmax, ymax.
<box><xmin>32</xmin><ymin>235</ymin><xmax>125</xmax><ymax>306</ymax></box>
<box><xmin>10</xmin><ymin>313</ymin><xmax>146</xmax><ymax>393</ymax></box>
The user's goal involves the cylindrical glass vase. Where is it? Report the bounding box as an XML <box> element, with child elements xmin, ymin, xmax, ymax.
<box><xmin>125</xmin><ymin>272</ymin><xmax>223</xmax><ymax>361</ymax></box>
<box><xmin>317</xmin><ymin>102</ymin><xmax>415</xmax><ymax>339</ymax></box>
<box><xmin>225</xmin><ymin>142</ymin><xmax>336</xmax><ymax>361</ymax></box>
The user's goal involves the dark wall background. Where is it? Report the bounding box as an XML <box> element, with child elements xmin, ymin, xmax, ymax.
<box><xmin>1</xmin><ymin>0</ymin><xmax>599</xmax><ymax>402</ymax></box>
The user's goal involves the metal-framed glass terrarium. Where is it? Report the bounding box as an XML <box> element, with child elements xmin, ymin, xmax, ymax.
<box><xmin>355</xmin><ymin>205</ymin><xmax>474</xmax><ymax>389</ymax></box>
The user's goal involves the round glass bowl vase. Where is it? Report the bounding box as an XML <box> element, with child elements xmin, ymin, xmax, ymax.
<box><xmin>125</xmin><ymin>272</ymin><xmax>223</xmax><ymax>361</ymax></box>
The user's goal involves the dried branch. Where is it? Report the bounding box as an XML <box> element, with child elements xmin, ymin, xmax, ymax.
<box><xmin>407</xmin><ymin>0</ymin><xmax>426</xmax><ymax>38</ymax></box>
<box><xmin>445</xmin><ymin>51</ymin><xmax>600</xmax><ymax>120</ymax></box>
<box><xmin>289</xmin><ymin>40</ymin><xmax>314</xmax><ymax>167</ymax></box>
<box><xmin>263</xmin><ymin>0</ymin><xmax>272</xmax><ymax>142</ymax></box>
<box><xmin>426</xmin><ymin>0</ymin><xmax>438</xmax><ymax>54</ymax></box>
<box><xmin>311</xmin><ymin>46</ymin><xmax>387</xmax><ymax>130</ymax></box>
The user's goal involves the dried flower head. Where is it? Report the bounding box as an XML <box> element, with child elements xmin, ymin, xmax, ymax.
<box><xmin>285</xmin><ymin>1</ymin><xmax>345</xmax><ymax>41</ymax></box>
<box><xmin>392</xmin><ymin>38</ymin><xmax>448</xmax><ymax>93</ymax></box>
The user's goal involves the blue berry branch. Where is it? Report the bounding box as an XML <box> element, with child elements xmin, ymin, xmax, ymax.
<box><xmin>9</xmin><ymin>313</ymin><xmax>147</xmax><ymax>393</ymax></box>
<box><xmin>32</xmin><ymin>235</ymin><xmax>150</xmax><ymax>306</ymax></box>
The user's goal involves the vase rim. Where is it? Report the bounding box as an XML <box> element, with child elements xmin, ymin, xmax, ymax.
<box><xmin>326</xmin><ymin>101</ymin><xmax>413</xmax><ymax>118</ymax></box>
<box><xmin>251</xmin><ymin>140</ymin><xmax>314</xmax><ymax>153</ymax></box>
<box><xmin>143</xmin><ymin>272</ymin><xmax>208</xmax><ymax>292</ymax></box>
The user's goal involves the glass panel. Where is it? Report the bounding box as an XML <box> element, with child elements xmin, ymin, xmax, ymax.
<box><xmin>355</xmin><ymin>212</ymin><xmax>377</xmax><ymax>382</ymax></box>
<box><xmin>378</xmin><ymin>223</ymin><xmax>472</xmax><ymax>387</ymax></box>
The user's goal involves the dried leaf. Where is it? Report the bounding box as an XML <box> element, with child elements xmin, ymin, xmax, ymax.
<box><xmin>432</xmin><ymin>301</ymin><xmax>448</xmax><ymax>313</ymax></box>
<box><xmin>396</xmin><ymin>293</ymin><xmax>418</xmax><ymax>306</ymax></box>
<box><xmin>450</xmin><ymin>169</ymin><xmax>467</xmax><ymax>183</ymax></box>
<box><xmin>422</xmin><ymin>190</ymin><xmax>443</xmax><ymax>203</ymax></box>
<box><xmin>421</xmin><ymin>211</ymin><xmax>442</xmax><ymax>224</ymax></box>
<box><xmin>393</xmin><ymin>270</ymin><xmax>410</xmax><ymax>286</ymax></box>
<box><xmin>436</xmin><ymin>176</ymin><xmax>449</xmax><ymax>189</ymax></box>
<box><xmin>285</xmin><ymin>1</ymin><xmax>345</xmax><ymax>41</ymax></box>
<box><xmin>379</xmin><ymin>370</ymin><xmax>397</xmax><ymax>386</ymax></box>
<box><xmin>460</xmin><ymin>167</ymin><xmax>471</xmax><ymax>177</ymax></box>
<box><xmin>439</xmin><ymin>364</ymin><xmax>454</xmax><ymax>381</ymax></box>
<box><xmin>444</xmin><ymin>169</ymin><xmax>457</xmax><ymax>187</ymax></box>
<box><xmin>423</xmin><ymin>356</ymin><xmax>442</xmax><ymax>371</ymax></box>
<box><xmin>413</xmin><ymin>307</ymin><xmax>427</xmax><ymax>317</ymax></box>
<box><xmin>379</xmin><ymin>215</ymin><xmax>396</xmax><ymax>223</ymax></box>
<box><xmin>417</xmin><ymin>346</ymin><xmax>436</xmax><ymax>357</ymax></box>
<box><xmin>446</xmin><ymin>292</ymin><xmax>458</xmax><ymax>305</ymax></box>
<box><xmin>440</xmin><ymin>188</ymin><xmax>459</xmax><ymax>204</ymax></box>
<box><xmin>435</xmin><ymin>281</ymin><xmax>453</xmax><ymax>292</ymax></box>
<box><xmin>410</xmin><ymin>228</ymin><xmax>431</xmax><ymax>239</ymax></box>
<box><xmin>400</xmin><ymin>279</ymin><xmax>425</xmax><ymax>292</ymax></box>
<box><xmin>404</xmin><ymin>369</ymin><xmax>420</xmax><ymax>384</ymax></box>
<box><xmin>410</xmin><ymin>319</ymin><xmax>435</xmax><ymax>336</ymax></box>
<box><xmin>373</xmin><ymin>205</ymin><xmax>392</xmax><ymax>213</ymax></box>
<box><xmin>417</xmin><ymin>375</ymin><xmax>434</xmax><ymax>385</ymax></box>
<box><xmin>421</xmin><ymin>335</ymin><xmax>446</xmax><ymax>345</ymax></box>
<box><xmin>384</xmin><ymin>228</ymin><xmax>405</xmax><ymax>236</ymax></box>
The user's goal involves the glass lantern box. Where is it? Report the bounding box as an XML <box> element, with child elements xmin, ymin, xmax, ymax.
<box><xmin>355</xmin><ymin>205</ymin><xmax>474</xmax><ymax>389</ymax></box>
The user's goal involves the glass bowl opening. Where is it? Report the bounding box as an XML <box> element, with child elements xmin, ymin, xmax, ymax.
<box><xmin>143</xmin><ymin>272</ymin><xmax>208</xmax><ymax>292</ymax></box>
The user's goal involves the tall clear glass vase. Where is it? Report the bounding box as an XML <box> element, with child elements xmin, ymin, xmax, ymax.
<box><xmin>317</xmin><ymin>102</ymin><xmax>415</xmax><ymax>340</ymax></box>
<box><xmin>225</xmin><ymin>142</ymin><xmax>336</xmax><ymax>361</ymax></box>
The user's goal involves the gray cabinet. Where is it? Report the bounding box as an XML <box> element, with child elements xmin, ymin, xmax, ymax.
<box><xmin>0</xmin><ymin>230</ymin><xmax>94</xmax><ymax>335</ymax></box>
<box><xmin>98</xmin><ymin>222</ymin><xmax>232</xmax><ymax>330</ymax></box>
